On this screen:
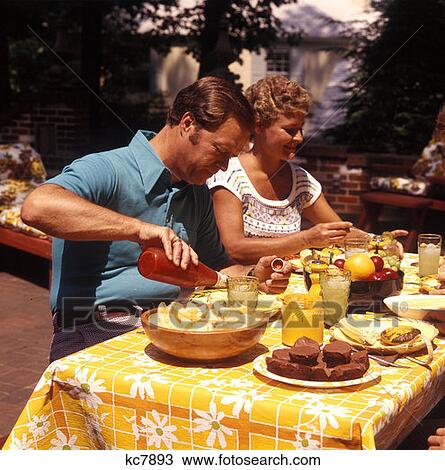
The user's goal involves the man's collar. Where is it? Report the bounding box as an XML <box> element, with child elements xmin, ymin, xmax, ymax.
<box><xmin>128</xmin><ymin>130</ymin><xmax>172</xmax><ymax>195</ymax></box>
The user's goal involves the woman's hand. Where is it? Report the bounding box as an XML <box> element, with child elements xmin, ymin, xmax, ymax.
<box><xmin>253</xmin><ymin>255</ymin><xmax>292</xmax><ymax>294</ymax></box>
<box><xmin>138</xmin><ymin>223</ymin><xmax>199</xmax><ymax>270</ymax></box>
<box><xmin>301</xmin><ymin>222</ymin><xmax>353</xmax><ymax>248</ymax></box>
<box><xmin>428</xmin><ymin>427</ymin><xmax>445</xmax><ymax>450</ymax></box>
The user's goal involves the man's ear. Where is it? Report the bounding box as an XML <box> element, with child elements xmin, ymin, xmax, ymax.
<box><xmin>179</xmin><ymin>112</ymin><xmax>196</xmax><ymax>135</ymax></box>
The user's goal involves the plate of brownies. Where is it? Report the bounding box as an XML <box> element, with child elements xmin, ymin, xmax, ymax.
<box><xmin>252</xmin><ymin>336</ymin><xmax>381</xmax><ymax>388</ymax></box>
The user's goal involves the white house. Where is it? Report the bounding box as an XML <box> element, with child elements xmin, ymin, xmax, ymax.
<box><xmin>140</xmin><ymin>0</ymin><xmax>378</xmax><ymax>136</ymax></box>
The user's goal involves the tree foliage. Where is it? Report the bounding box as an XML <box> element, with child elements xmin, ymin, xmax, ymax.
<box><xmin>329</xmin><ymin>0</ymin><xmax>445</xmax><ymax>154</ymax></box>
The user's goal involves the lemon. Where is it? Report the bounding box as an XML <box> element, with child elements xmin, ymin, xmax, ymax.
<box><xmin>344</xmin><ymin>253</ymin><xmax>375</xmax><ymax>280</ymax></box>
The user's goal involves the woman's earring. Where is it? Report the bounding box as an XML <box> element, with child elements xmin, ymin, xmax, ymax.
<box><xmin>243</xmin><ymin>139</ymin><xmax>254</xmax><ymax>153</ymax></box>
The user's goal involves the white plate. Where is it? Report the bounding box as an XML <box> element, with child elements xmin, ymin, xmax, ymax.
<box><xmin>331</xmin><ymin>315</ymin><xmax>438</xmax><ymax>354</ymax></box>
<box><xmin>252</xmin><ymin>352</ymin><xmax>381</xmax><ymax>389</ymax></box>
<box><xmin>384</xmin><ymin>294</ymin><xmax>445</xmax><ymax>320</ymax></box>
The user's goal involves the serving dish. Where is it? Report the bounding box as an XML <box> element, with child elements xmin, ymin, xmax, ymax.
<box><xmin>141</xmin><ymin>307</ymin><xmax>268</xmax><ymax>361</ymax></box>
<box><xmin>383</xmin><ymin>294</ymin><xmax>445</xmax><ymax>320</ymax></box>
<box><xmin>252</xmin><ymin>351</ymin><xmax>381</xmax><ymax>388</ymax></box>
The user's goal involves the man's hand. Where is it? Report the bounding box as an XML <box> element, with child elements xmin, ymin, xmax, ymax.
<box><xmin>428</xmin><ymin>427</ymin><xmax>445</xmax><ymax>450</ymax></box>
<box><xmin>302</xmin><ymin>222</ymin><xmax>353</xmax><ymax>248</ymax></box>
<box><xmin>253</xmin><ymin>255</ymin><xmax>292</xmax><ymax>294</ymax></box>
<box><xmin>138</xmin><ymin>223</ymin><xmax>199</xmax><ymax>270</ymax></box>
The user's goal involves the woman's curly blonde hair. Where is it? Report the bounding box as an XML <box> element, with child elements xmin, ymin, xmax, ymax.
<box><xmin>244</xmin><ymin>75</ymin><xmax>311</xmax><ymax>127</ymax></box>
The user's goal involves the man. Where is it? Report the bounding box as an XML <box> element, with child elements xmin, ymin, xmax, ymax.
<box><xmin>21</xmin><ymin>77</ymin><xmax>292</xmax><ymax>362</ymax></box>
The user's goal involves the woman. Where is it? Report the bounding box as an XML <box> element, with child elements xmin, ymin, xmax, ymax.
<box><xmin>208</xmin><ymin>75</ymin><xmax>405</xmax><ymax>264</ymax></box>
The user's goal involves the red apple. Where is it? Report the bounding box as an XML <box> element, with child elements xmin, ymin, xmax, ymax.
<box><xmin>370</xmin><ymin>255</ymin><xmax>384</xmax><ymax>272</ymax></box>
<box><xmin>334</xmin><ymin>258</ymin><xmax>345</xmax><ymax>269</ymax></box>
<box><xmin>368</xmin><ymin>271</ymin><xmax>385</xmax><ymax>281</ymax></box>
<box><xmin>381</xmin><ymin>268</ymin><xmax>399</xmax><ymax>280</ymax></box>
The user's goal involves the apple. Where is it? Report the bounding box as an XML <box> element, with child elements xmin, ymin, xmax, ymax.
<box><xmin>370</xmin><ymin>255</ymin><xmax>384</xmax><ymax>272</ymax></box>
<box><xmin>381</xmin><ymin>268</ymin><xmax>399</xmax><ymax>280</ymax></box>
<box><xmin>368</xmin><ymin>271</ymin><xmax>385</xmax><ymax>281</ymax></box>
<box><xmin>334</xmin><ymin>258</ymin><xmax>345</xmax><ymax>269</ymax></box>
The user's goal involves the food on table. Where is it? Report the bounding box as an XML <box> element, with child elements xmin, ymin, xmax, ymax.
<box><xmin>369</xmin><ymin>232</ymin><xmax>401</xmax><ymax>271</ymax></box>
<box><xmin>300</xmin><ymin>247</ymin><xmax>344</xmax><ymax>268</ymax></box>
<box><xmin>368</xmin><ymin>271</ymin><xmax>385</xmax><ymax>281</ymax></box>
<box><xmin>334</xmin><ymin>258</ymin><xmax>346</xmax><ymax>269</ymax></box>
<box><xmin>380</xmin><ymin>267</ymin><xmax>399</xmax><ymax>279</ymax></box>
<box><xmin>272</xmin><ymin>349</ymin><xmax>291</xmax><ymax>362</ymax></box>
<box><xmin>380</xmin><ymin>326</ymin><xmax>421</xmax><ymax>345</ymax></box>
<box><xmin>370</xmin><ymin>255</ymin><xmax>384</xmax><ymax>272</ymax></box>
<box><xmin>344</xmin><ymin>253</ymin><xmax>376</xmax><ymax>280</ymax></box>
<box><xmin>351</xmin><ymin>350</ymin><xmax>370</xmax><ymax>369</ymax></box>
<box><xmin>288</xmin><ymin>337</ymin><xmax>320</xmax><ymax>365</ymax></box>
<box><xmin>152</xmin><ymin>300</ymin><xmax>268</xmax><ymax>331</ymax></box>
<box><xmin>265</xmin><ymin>336</ymin><xmax>369</xmax><ymax>382</ymax></box>
<box><xmin>323</xmin><ymin>340</ymin><xmax>352</xmax><ymax>367</ymax></box>
<box><xmin>419</xmin><ymin>275</ymin><xmax>442</xmax><ymax>294</ymax></box>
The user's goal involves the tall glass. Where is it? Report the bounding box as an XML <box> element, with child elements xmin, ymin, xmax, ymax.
<box><xmin>344</xmin><ymin>238</ymin><xmax>368</xmax><ymax>259</ymax></box>
<box><xmin>418</xmin><ymin>234</ymin><xmax>442</xmax><ymax>277</ymax></box>
<box><xmin>227</xmin><ymin>276</ymin><xmax>259</xmax><ymax>312</ymax></box>
<box><xmin>281</xmin><ymin>295</ymin><xmax>324</xmax><ymax>346</ymax></box>
<box><xmin>320</xmin><ymin>268</ymin><xmax>351</xmax><ymax>327</ymax></box>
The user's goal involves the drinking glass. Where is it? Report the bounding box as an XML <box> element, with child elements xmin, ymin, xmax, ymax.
<box><xmin>281</xmin><ymin>295</ymin><xmax>324</xmax><ymax>346</ymax></box>
<box><xmin>227</xmin><ymin>276</ymin><xmax>259</xmax><ymax>312</ymax></box>
<box><xmin>344</xmin><ymin>238</ymin><xmax>369</xmax><ymax>259</ymax></box>
<box><xmin>320</xmin><ymin>268</ymin><xmax>351</xmax><ymax>327</ymax></box>
<box><xmin>418</xmin><ymin>234</ymin><xmax>442</xmax><ymax>277</ymax></box>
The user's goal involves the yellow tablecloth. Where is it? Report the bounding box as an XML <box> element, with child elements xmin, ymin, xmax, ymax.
<box><xmin>4</xmin><ymin>254</ymin><xmax>445</xmax><ymax>450</ymax></box>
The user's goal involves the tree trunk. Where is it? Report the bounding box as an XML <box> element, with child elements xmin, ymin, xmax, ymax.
<box><xmin>80</xmin><ymin>0</ymin><xmax>103</xmax><ymax>128</ymax></box>
<box><xmin>198</xmin><ymin>0</ymin><xmax>232</xmax><ymax>78</ymax></box>
<box><xmin>0</xmin><ymin>31</ymin><xmax>10</xmax><ymax>111</ymax></box>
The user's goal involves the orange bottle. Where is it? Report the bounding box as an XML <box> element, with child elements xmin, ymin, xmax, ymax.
<box><xmin>138</xmin><ymin>247</ymin><xmax>227</xmax><ymax>288</ymax></box>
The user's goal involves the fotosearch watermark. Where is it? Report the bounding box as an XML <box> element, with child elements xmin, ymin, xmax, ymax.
<box><xmin>56</xmin><ymin>296</ymin><xmax>403</xmax><ymax>333</ymax></box>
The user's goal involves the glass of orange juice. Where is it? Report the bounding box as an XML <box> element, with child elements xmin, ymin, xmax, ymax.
<box><xmin>281</xmin><ymin>294</ymin><xmax>324</xmax><ymax>346</ymax></box>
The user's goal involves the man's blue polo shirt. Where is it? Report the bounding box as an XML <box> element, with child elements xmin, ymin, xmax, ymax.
<box><xmin>46</xmin><ymin>130</ymin><xmax>230</xmax><ymax>327</ymax></box>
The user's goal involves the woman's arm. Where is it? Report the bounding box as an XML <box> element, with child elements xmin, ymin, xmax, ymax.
<box><xmin>302</xmin><ymin>193</ymin><xmax>342</xmax><ymax>224</ymax></box>
<box><xmin>211</xmin><ymin>187</ymin><xmax>352</xmax><ymax>264</ymax></box>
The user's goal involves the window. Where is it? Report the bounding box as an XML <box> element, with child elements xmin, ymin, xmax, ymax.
<box><xmin>266</xmin><ymin>48</ymin><xmax>289</xmax><ymax>76</ymax></box>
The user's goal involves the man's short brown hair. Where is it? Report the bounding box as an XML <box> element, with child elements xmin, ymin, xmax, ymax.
<box><xmin>167</xmin><ymin>76</ymin><xmax>254</xmax><ymax>131</ymax></box>
<box><xmin>245</xmin><ymin>75</ymin><xmax>311</xmax><ymax>127</ymax></box>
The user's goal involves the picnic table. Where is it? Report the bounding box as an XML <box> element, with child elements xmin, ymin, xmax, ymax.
<box><xmin>3</xmin><ymin>254</ymin><xmax>445</xmax><ymax>450</ymax></box>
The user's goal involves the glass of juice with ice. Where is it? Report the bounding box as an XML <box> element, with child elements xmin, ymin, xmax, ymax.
<box><xmin>418</xmin><ymin>233</ymin><xmax>442</xmax><ymax>277</ymax></box>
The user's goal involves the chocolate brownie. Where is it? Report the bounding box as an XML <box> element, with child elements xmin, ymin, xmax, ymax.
<box><xmin>329</xmin><ymin>363</ymin><xmax>366</xmax><ymax>381</ymax></box>
<box><xmin>266</xmin><ymin>357</ymin><xmax>311</xmax><ymax>380</ymax></box>
<box><xmin>294</xmin><ymin>336</ymin><xmax>321</xmax><ymax>350</ymax></box>
<box><xmin>310</xmin><ymin>354</ymin><xmax>331</xmax><ymax>381</ymax></box>
<box><xmin>351</xmin><ymin>350</ymin><xmax>370</xmax><ymax>370</ymax></box>
<box><xmin>323</xmin><ymin>341</ymin><xmax>352</xmax><ymax>367</ymax></box>
<box><xmin>289</xmin><ymin>344</ymin><xmax>319</xmax><ymax>366</ymax></box>
<box><xmin>272</xmin><ymin>349</ymin><xmax>291</xmax><ymax>362</ymax></box>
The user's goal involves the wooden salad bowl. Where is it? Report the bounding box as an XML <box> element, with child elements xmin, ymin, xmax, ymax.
<box><xmin>141</xmin><ymin>308</ymin><xmax>269</xmax><ymax>361</ymax></box>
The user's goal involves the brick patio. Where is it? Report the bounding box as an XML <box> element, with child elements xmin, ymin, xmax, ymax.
<box><xmin>0</xmin><ymin>249</ymin><xmax>52</xmax><ymax>441</ymax></box>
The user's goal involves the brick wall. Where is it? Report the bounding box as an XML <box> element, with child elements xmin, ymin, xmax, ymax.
<box><xmin>0</xmin><ymin>91</ymin><xmax>90</xmax><ymax>170</ymax></box>
<box><xmin>298</xmin><ymin>145</ymin><xmax>418</xmax><ymax>217</ymax></box>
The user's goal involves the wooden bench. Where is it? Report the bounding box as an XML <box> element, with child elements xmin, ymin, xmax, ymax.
<box><xmin>0</xmin><ymin>226</ymin><xmax>52</xmax><ymax>284</ymax></box>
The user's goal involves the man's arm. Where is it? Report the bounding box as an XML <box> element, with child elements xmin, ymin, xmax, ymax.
<box><xmin>22</xmin><ymin>184</ymin><xmax>198</xmax><ymax>268</ymax></box>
